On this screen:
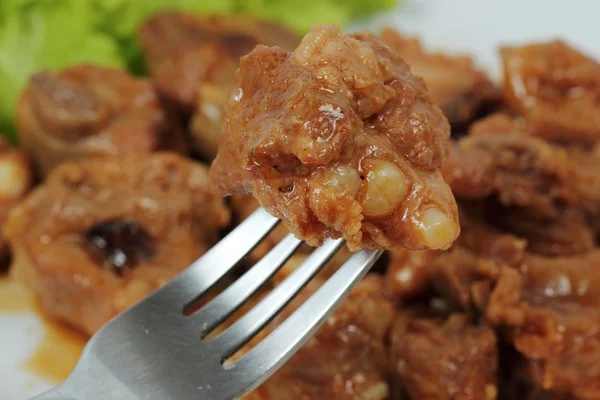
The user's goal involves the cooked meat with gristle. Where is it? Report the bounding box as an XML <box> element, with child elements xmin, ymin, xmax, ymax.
<box><xmin>389</xmin><ymin>311</ymin><xmax>498</xmax><ymax>400</ymax></box>
<box><xmin>501</xmin><ymin>40</ymin><xmax>600</xmax><ymax>144</ymax></box>
<box><xmin>0</xmin><ymin>138</ymin><xmax>33</xmax><ymax>267</ymax></box>
<box><xmin>138</xmin><ymin>12</ymin><xmax>300</xmax><ymax>159</ymax></box>
<box><xmin>3</xmin><ymin>153</ymin><xmax>229</xmax><ymax>335</ymax></box>
<box><xmin>210</xmin><ymin>25</ymin><xmax>459</xmax><ymax>251</ymax></box>
<box><xmin>17</xmin><ymin>65</ymin><xmax>187</xmax><ymax>174</ymax></box>
<box><xmin>380</xmin><ymin>28</ymin><xmax>499</xmax><ymax>130</ymax></box>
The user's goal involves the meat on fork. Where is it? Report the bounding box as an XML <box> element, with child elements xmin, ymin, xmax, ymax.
<box><xmin>17</xmin><ymin>65</ymin><xmax>187</xmax><ymax>175</ymax></box>
<box><xmin>501</xmin><ymin>40</ymin><xmax>600</xmax><ymax>145</ymax></box>
<box><xmin>210</xmin><ymin>25</ymin><xmax>460</xmax><ymax>251</ymax></box>
<box><xmin>380</xmin><ymin>28</ymin><xmax>499</xmax><ymax>130</ymax></box>
<box><xmin>138</xmin><ymin>12</ymin><xmax>300</xmax><ymax>159</ymax></box>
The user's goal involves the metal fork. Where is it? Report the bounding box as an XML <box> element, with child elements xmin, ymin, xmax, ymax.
<box><xmin>32</xmin><ymin>207</ymin><xmax>382</xmax><ymax>400</ymax></box>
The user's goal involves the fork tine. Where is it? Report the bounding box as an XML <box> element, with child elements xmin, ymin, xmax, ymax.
<box><xmin>190</xmin><ymin>233</ymin><xmax>303</xmax><ymax>337</ymax></box>
<box><xmin>211</xmin><ymin>238</ymin><xmax>345</xmax><ymax>359</ymax></box>
<box><xmin>150</xmin><ymin>207</ymin><xmax>280</xmax><ymax>308</ymax></box>
<box><xmin>227</xmin><ymin>248</ymin><xmax>382</xmax><ymax>398</ymax></box>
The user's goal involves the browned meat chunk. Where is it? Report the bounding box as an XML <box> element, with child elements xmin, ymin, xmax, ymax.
<box><xmin>389</xmin><ymin>311</ymin><xmax>498</xmax><ymax>400</ymax></box>
<box><xmin>431</xmin><ymin>223</ymin><xmax>600</xmax><ymax>399</ymax></box>
<box><xmin>380</xmin><ymin>28</ymin><xmax>499</xmax><ymax>129</ymax></box>
<box><xmin>0</xmin><ymin>138</ymin><xmax>33</xmax><ymax>267</ymax></box>
<box><xmin>443</xmin><ymin>115</ymin><xmax>600</xmax><ymax>255</ymax></box>
<box><xmin>254</xmin><ymin>276</ymin><xmax>395</xmax><ymax>400</ymax></box>
<box><xmin>484</xmin><ymin>266</ymin><xmax>600</xmax><ymax>399</ymax></box>
<box><xmin>210</xmin><ymin>25</ymin><xmax>459</xmax><ymax>251</ymax></box>
<box><xmin>138</xmin><ymin>12</ymin><xmax>300</xmax><ymax>159</ymax></box>
<box><xmin>501</xmin><ymin>40</ymin><xmax>600</xmax><ymax>144</ymax></box>
<box><xmin>442</xmin><ymin>126</ymin><xmax>600</xmax><ymax>219</ymax></box>
<box><xmin>17</xmin><ymin>65</ymin><xmax>187</xmax><ymax>174</ymax></box>
<box><xmin>428</xmin><ymin>224</ymin><xmax>526</xmax><ymax>312</ymax></box>
<box><xmin>3</xmin><ymin>153</ymin><xmax>229</xmax><ymax>335</ymax></box>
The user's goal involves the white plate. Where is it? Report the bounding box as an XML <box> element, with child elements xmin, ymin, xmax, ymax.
<box><xmin>2</xmin><ymin>0</ymin><xmax>599</xmax><ymax>398</ymax></box>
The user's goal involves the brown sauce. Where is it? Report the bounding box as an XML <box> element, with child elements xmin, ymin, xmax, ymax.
<box><xmin>23</xmin><ymin>314</ymin><xmax>87</xmax><ymax>383</ymax></box>
<box><xmin>0</xmin><ymin>275</ymin><xmax>36</xmax><ymax>313</ymax></box>
<box><xmin>0</xmin><ymin>276</ymin><xmax>87</xmax><ymax>383</ymax></box>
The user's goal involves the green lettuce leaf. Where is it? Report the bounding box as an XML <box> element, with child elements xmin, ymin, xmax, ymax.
<box><xmin>0</xmin><ymin>0</ymin><xmax>124</xmax><ymax>142</ymax></box>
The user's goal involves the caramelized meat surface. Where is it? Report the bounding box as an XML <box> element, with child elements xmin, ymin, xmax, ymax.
<box><xmin>380</xmin><ymin>28</ymin><xmax>499</xmax><ymax>130</ymax></box>
<box><xmin>501</xmin><ymin>40</ymin><xmax>600</xmax><ymax>144</ymax></box>
<box><xmin>17</xmin><ymin>65</ymin><xmax>186</xmax><ymax>175</ymax></box>
<box><xmin>0</xmin><ymin>138</ymin><xmax>33</xmax><ymax>266</ymax></box>
<box><xmin>138</xmin><ymin>12</ymin><xmax>300</xmax><ymax>158</ymax></box>
<box><xmin>389</xmin><ymin>311</ymin><xmax>498</xmax><ymax>400</ymax></box>
<box><xmin>210</xmin><ymin>25</ymin><xmax>459</xmax><ymax>251</ymax></box>
<box><xmin>3</xmin><ymin>153</ymin><xmax>229</xmax><ymax>335</ymax></box>
<box><xmin>254</xmin><ymin>276</ymin><xmax>395</xmax><ymax>400</ymax></box>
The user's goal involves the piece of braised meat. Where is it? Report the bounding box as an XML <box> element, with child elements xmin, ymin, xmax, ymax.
<box><xmin>501</xmin><ymin>40</ymin><xmax>600</xmax><ymax>145</ymax></box>
<box><xmin>251</xmin><ymin>275</ymin><xmax>395</xmax><ymax>400</ymax></box>
<box><xmin>389</xmin><ymin>310</ymin><xmax>498</xmax><ymax>400</ymax></box>
<box><xmin>138</xmin><ymin>12</ymin><xmax>300</xmax><ymax>159</ymax></box>
<box><xmin>482</xmin><ymin>255</ymin><xmax>600</xmax><ymax>400</ymax></box>
<box><xmin>442</xmin><ymin>120</ymin><xmax>600</xmax><ymax>219</ymax></box>
<box><xmin>3</xmin><ymin>153</ymin><xmax>229</xmax><ymax>335</ymax></box>
<box><xmin>429</xmin><ymin>222</ymin><xmax>600</xmax><ymax>399</ymax></box>
<box><xmin>0</xmin><ymin>138</ymin><xmax>33</xmax><ymax>268</ymax></box>
<box><xmin>210</xmin><ymin>25</ymin><xmax>459</xmax><ymax>251</ymax></box>
<box><xmin>17</xmin><ymin>65</ymin><xmax>187</xmax><ymax>175</ymax></box>
<box><xmin>381</xmin><ymin>28</ymin><xmax>499</xmax><ymax>131</ymax></box>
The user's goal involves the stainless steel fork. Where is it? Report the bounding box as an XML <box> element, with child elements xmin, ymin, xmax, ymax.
<box><xmin>32</xmin><ymin>207</ymin><xmax>382</xmax><ymax>400</ymax></box>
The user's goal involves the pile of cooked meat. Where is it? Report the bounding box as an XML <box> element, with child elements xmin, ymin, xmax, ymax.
<box><xmin>0</xmin><ymin>11</ymin><xmax>598</xmax><ymax>400</ymax></box>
